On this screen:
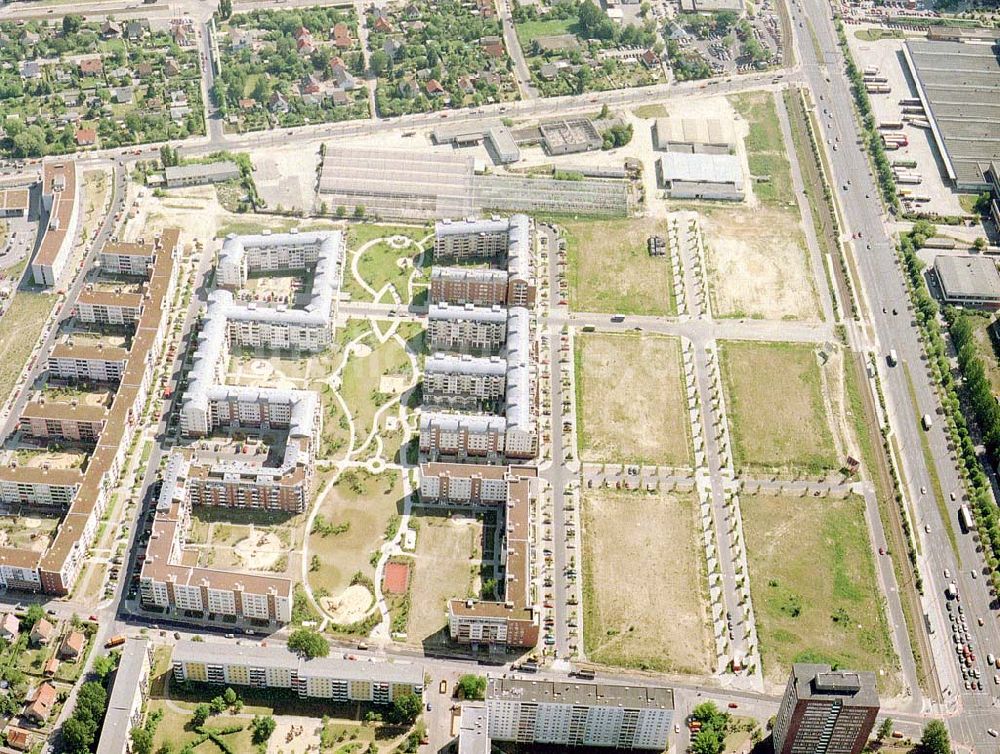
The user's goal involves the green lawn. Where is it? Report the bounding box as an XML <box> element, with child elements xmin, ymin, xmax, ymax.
<box><xmin>563</xmin><ymin>217</ymin><xmax>676</xmax><ymax>316</ymax></box>
<box><xmin>345</xmin><ymin>240</ymin><xmax>429</xmax><ymax>303</ymax></box>
<box><xmin>720</xmin><ymin>341</ymin><xmax>839</xmax><ymax>472</ymax></box>
<box><xmin>339</xmin><ymin>331</ymin><xmax>413</xmax><ymax>440</ymax></box>
<box><xmin>346</xmin><ymin>222</ymin><xmax>430</xmax><ymax>251</ymax></box>
<box><xmin>743</xmin><ymin>493</ymin><xmax>901</xmax><ymax>694</ymax></box>
<box><xmin>730</xmin><ymin>91</ymin><xmax>795</xmax><ymax>208</ymax></box>
<box><xmin>0</xmin><ymin>291</ymin><xmax>56</xmax><ymax>407</ymax></box>
<box><xmin>515</xmin><ymin>16</ymin><xmax>579</xmax><ymax>48</ymax></box>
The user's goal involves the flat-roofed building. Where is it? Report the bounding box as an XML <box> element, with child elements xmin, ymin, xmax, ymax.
<box><xmin>19</xmin><ymin>401</ymin><xmax>106</xmax><ymax>442</ymax></box>
<box><xmin>934</xmin><ymin>255</ymin><xmax>1000</xmax><ymax>308</ymax></box>
<box><xmin>33</xmin><ymin>160</ymin><xmax>79</xmax><ymax>287</ymax></box>
<box><xmin>424</xmin><ymin>354</ymin><xmax>508</xmax><ymax>410</ymax></box>
<box><xmin>0</xmin><ymin>188</ymin><xmax>29</xmax><ymax>218</ymax></box>
<box><xmin>772</xmin><ymin>664</ymin><xmax>879</xmax><ymax>754</ymax></box>
<box><xmin>457</xmin><ymin>703</ymin><xmax>490</xmax><ymax>754</ymax></box>
<box><xmin>171</xmin><ymin>640</ymin><xmax>424</xmax><ymax>703</ymax></box>
<box><xmin>653</xmin><ymin>117</ymin><xmax>735</xmax><ymax>154</ymax></box>
<box><xmin>75</xmin><ymin>290</ymin><xmax>144</xmax><ymax>326</ymax></box>
<box><xmin>48</xmin><ymin>342</ymin><xmax>129</xmax><ymax>383</ymax></box>
<box><xmin>428</xmin><ymin>303</ymin><xmax>509</xmax><ymax>352</ymax></box>
<box><xmin>487</xmin><ymin>678</ymin><xmax>674</xmax><ymax>750</ymax></box>
<box><xmin>98</xmin><ymin>242</ymin><xmax>156</xmax><ymax>277</ymax></box>
<box><xmin>95</xmin><ymin>639</ymin><xmax>152</xmax><ymax>754</ymax></box>
<box><xmin>420</xmin><ymin>412</ymin><xmax>507</xmax><ymax>461</ymax></box>
<box><xmin>0</xmin><ymin>466</ymin><xmax>81</xmax><ymax>507</ymax></box>
<box><xmin>431</xmin><ymin>267</ymin><xmax>509</xmax><ymax>307</ymax></box>
<box><xmin>164</xmin><ymin>161</ymin><xmax>240</xmax><ymax>189</ymax></box>
<box><xmin>656</xmin><ymin>153</ymin><xmax>745</xmax><ymax>201</ymax></box>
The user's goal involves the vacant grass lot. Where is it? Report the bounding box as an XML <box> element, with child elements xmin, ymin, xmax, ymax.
<box><xmin>575</xmin><ymin>333</ymin><xmax>692</xmax><ymax>466</ymax></box>
<box><xmin>308</xmin><ymin>469</ymin><xmax>403</xmax><ymax>598</ymax></box>
<box><xmin>583</xmin><ymin>488</ymin><xmax>712</xmax><ymax>674</ymax></box>
<box><xmin>968</xmin><ymin>313</ymin><xmax>1000</xmax><ymax>397</ymax></box>
<box><xmin>406</xmin><ymin>512</ymin><xmax>482</xmax><ymax>645</ymax></box>
<box><xmin>563</xmin><ymin>217</ymin><xmax>676</xmax><ymax>316</ymax></box>
<box><xmin>0</xmin><ymin>291</ymin><xmax>56</xmax><ymax>406</ymax></box>
<box><xmin>515</xmin><ymin>16</ymin><xmax>579</xmax><ymax>47</ymax></box>
<box><xmin>720</xmin><ymin>341</ymin><xmax>838</xmax><ymax>472</ymax></box>
<box><xmin>730</xmin><ymin>91</ymin><xmax>794</xmax><ymax>208</ymax></box>
<box><xmin>743</xmin><ymin>493</ymin><xmax>900</xmax><ymax>693</ymax></box>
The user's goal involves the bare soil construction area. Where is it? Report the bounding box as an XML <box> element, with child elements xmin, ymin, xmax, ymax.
<box><xmin>575</xmin><ymin>333</ymin><xmax>692</xmax><ymax>467</ymax></box>
<box><xmin>582</xmin><ymin>488</ymin><xmax>712</xmax><ymax>674</ymax></box>
<box><xmin>702</xmin><ymin>205</ymin><xmax>819</xmax><ymax>321</ymax></box>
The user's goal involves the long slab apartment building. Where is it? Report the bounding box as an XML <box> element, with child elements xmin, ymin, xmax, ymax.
<box><xmin>172</xmin><ymin>640</ymin><xmax>424</xmax><ymax>704</ymax></box>
<box><xmin>421</xmin><ymin>462</ymin><xmax>539</xmax><ymax>648</ymax></box>
<box><xmin>0</xmin><ymin>231</ymin><xmax>179</xmax><ymax>594</ymax></box>
<box><xmin>140</xmin><ymin>231</ymin><xmax>343</xmax><ymax>626</ymax></box>
<box><xmin>32</xmin><ymin>160</ymin><xmax>80</xmax><ymax>288</ymax></box>
<box><xmin>485</xmin><ymin>678</ymin><xmax>674</xmax><ymax>751</ymax></box>
<box><xmin>420</xmin><ymin>216</ymin><xmax>537</xmax><ymax>462</ymax></box>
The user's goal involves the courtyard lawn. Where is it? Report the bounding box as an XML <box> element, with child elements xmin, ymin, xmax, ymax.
<box><xmin>346</xmin><ymin>239</ymin><xmax>429</xmax><ymax>304</ymax></box>
<box><xmin>308</xmin><ymin>469</ymin><xmax>404</xmax><ymax>601</ymax></box>
<box><xmin>582</xmin><ymin>488</ymin><xmax>712</xmax><ymax>674</ymax></box>
<box><xmin>563</xmin><ymin>217</ymin><xmax>676</xmax><ymax>316</ymax></box>
<box><xmin>575</xmin><ymin>333</ymin><xmax>692</xmax><ymax>466</ymax></box>
<box><xmin>743</xmin><ymin>493</ymin><xmax>901</xmax><ymax>693</ymax></box>
<box><xmin>339</xmin><ymin>332</ymin><xmax>414</xmax><ymax>441</ymax></box>
<box><xmin>719</xmin><ymin>340</ymin><xmax>839</xmax><ymax>473</ymax></box>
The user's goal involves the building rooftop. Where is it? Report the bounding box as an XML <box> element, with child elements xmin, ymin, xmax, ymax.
<box><xmin>0</xmin><ymin>189</ymin><xmax>29</xmax><ymax>213</ymax></box>
<box><xmin>654</xmin><ymin>117</ymin><xmax>735</xmax><ymax>148</ymax></box>
<box><xmin>790</xmin><ymin>663</ymin><xmax>879</xmax><ymax>707</ymax></box>
<box><xmin>457</xmin><ymin>703</ymin><xmax>490</xmax><ymax>754</ymax></box>
<box><xmin>96</xmin><ymin>639</ymin><xmax>150</xmax><ymax>754</ymax></box>
<box><xmin>487</xmin><ymin>678</ymin><xmax>675</xmax><ymax>710</ymax></box>
<box><xmin>658</xmin><ymin>152</ymin><xmax>744</xmax><ymax>185</ymax></box>
<box><xmin>934</xmin><ymin>255</ymin><xmax>1000</xmax><ymax>299</ymax></box>
<box><xmin>165</xmin><ymin>161</ymin><xmax>239</xmax><ymax>182</ymax></box>
<box><xmin>37</xmin><ymin>161</ymin><xmax>77</xmax><ymax>268</ymax></box>
<box><xmin>429</xmin><ymin>302</ymin><xmax>509</xmax><ymax>323</ymax></box>
<box><xmin>426</xmin><ymin>353</ymin><xmax>508</xmax><ymax>377</ymax></box>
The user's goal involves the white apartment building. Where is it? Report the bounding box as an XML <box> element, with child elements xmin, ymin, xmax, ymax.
<box><xmin>487</xmin><ymin>679</ymin><xmax>674</xmax><ymax>751</ymax></box>
<box><xmin>172</xmin><ymin>641</ymin><xmax>424</xmax><ymax>704</ymax></box>
<box><xmin>217</xmin><ymin>231</ymin><xmax>341</xmax><ymax>290</ymax></box>
<box><xmin>428</xmin><ymin>303</ymin><xmax>508</xmax><ymax>352</ymax></box>
<box><xmin>33</xmin><ymin>160</ymin><xmax>79</xmax><ymax>288</ymax></box>
<box><xmin>435</xmin><ymin>217</ymin><xmax>512</xmax><ymax>260</ymax></box>
<box><xmin>95</xmin><ymin>639</ymin><xmax>152</xmax><ymax>754</ymax></box>
<box><xmin>48</xmin><ymin>343</ymin><xmax>129</xmax><ymax>383</ymax></box>
<box><xmin>75</xmin><ymin>290</ymin><xmax>143</xmax><ymax>326</ymax></box>
<box><xmin>423</xmin><ymin>354</ymin><xmax>507</xmax><ymax>410</ymax></box>
<box><xmin>98</xmin><ymin>243</ymin><xmax>156</xmax><ymax>276</ymax></box>
<box><xmin>0</xmin><ymin>466</ymin><xmax>80</xmax><ymax>507</ymax></box>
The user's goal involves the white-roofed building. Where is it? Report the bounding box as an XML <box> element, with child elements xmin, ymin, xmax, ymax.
<box><xmin>656</xmin><ymin>153</ymin><xmax>745</xmax><ymax>201</ymax></box>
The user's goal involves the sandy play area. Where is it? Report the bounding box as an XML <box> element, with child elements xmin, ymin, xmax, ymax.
<box><xmin>321</xmin><ymin>584</ymin><xmax>373</xmax><ymax>625</ymax></box>
<box><xmin>234</xmin><ymin>531</ymin><xmax>285</xmax><ymax>570</ymax></box>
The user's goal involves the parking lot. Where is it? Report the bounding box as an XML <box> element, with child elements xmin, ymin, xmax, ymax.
<box><xmin>845</xmin><ymin>26</ymin><xmax>966</xmax><ymax>217</ymax></box>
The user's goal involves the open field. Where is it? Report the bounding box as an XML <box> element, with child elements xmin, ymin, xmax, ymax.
<box><xmin>308</xmin><ymin>469</ymin><xmax>403</xmax><ymax>617</ymax></box>
<box><xmin>563</xmin><ymin>217</ymin><xmax>676</xmax><ymax>316</ymax></box>
<box><xmin>0</xmin><ymin>292</ymin><xmax>56</xmax><ymax>407</ymax></box>
<box><xmin>583</xmin><ymin>488</ymin><xmax>712</xmax><ymax>674</ymax></box>
<box><xmin>729</xmin><ymin>91</ymin><xmax>794</xmax><ymax>208</ymax></box>
<box><xmin>701</xmin><ymin>204</ymin><xmax>818</xmax><ymax>320</ymax></box>
<box><xmin>743</xmin><ymin>493</ymin><xmax>901</xmax><ymax>694</ymax></box>
<box><xmin>406</xmin><ymin>512</ymin><xmax>483</xmax><ymax>645</ymax></box>
<box><xmin>720</xmin><ymin>341</ymin><xmax>839</xmax><ymax>473</ymax></box>
<box><xmin>575</xmin><ymin>333</ymin><xmax>691</xmax><ymax>466</ymax></box>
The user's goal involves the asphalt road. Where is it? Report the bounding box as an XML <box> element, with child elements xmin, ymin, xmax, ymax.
<box><xmin>788</xmin><ymin>0</ymin><xmax>1000</xmax><ymax>744</ymax></box>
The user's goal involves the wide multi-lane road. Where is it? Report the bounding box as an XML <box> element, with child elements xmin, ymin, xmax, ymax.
<box><xmin>787</xmin><ymin>0</ymin><xmax>1000</xmax><ymax>745</ymax></box>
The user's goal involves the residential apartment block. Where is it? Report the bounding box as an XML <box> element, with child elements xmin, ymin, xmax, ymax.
<box><xmin>171</xmin><ymin>640</ymin><xmax>424</xmax><ymax>704</ymax></box>
<box><xmin>217</xmin><ymin>231</ymin><xmax>341</xmax><ymax>291</ymax></box>
<box><xmin>428</xmin><ymin>303</ymin><xmax>509</xmax><ymax>352</ymax></box>
<box><xmin>95</xmin><ymin>639</ymin><xmax>152</xmax><ymax>754</ymax></box>
<box><xmin>420</xmin><ymin>462</ymin><xmax>539</xmax><ymax>648</ymax></box>
<box><xmin>772</xmin><ymin>665</ymin><xmax>879</xmax><ymax>754</ymax></box>
<box><xmin>75</xmin><ymin>290</ymin><xmax>144</xmax><ymax>326</ymax></box>
<box><xmin>486</xmin><ymin>678</ymin><xmax>674</xmax><ymax>750</ymax></box>
<box><xmin>430</xmin><ymin>267</ymin><xmax>509</xmax><ymax>307</ymax></box>
<box><xmin>98</xmin><ymin>242</ymin><xmax>156</xmax><ymax>277</ymax></box>
<box><xmin>47</xmin><ymin>343</ymin><xmax>129</xmax><ymax>383</ymax></box>
<box><xmin>424</xmin><ymin>354</ymin><xmax>507</xmax><ymax>410</ymax></box>
<box><xmin>0</xmin><ymin>230</ymin><xmax>179</xmax><ymax>595</ymax></box>
<box><xmin>32</xmin><ymin>160</ymin><xmax>79</xmax><ymax>288</ymax></box>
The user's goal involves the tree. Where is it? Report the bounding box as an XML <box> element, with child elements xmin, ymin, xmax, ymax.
<box><xmin>389</xmin><ymin>692</ymin><xmax>423</xmax><ymax>725</ymax></box>
<box><xmin>974</xmin><ymin>237</ymin><xmax>987</xmax><ymax>251</ymax></box>
<box><xmin>456</xmin><ymin>674</ymin><xmax>486</xmax><ymax>700</ymax></box>
<box><xmin>691</xmin><ymin>728</ymin><xmax>725</xmax><ymax>754</ymax></box>
<box><xmin>62</xmin><ymin>716</ymin><xmax>96</xmax><ymax>753</ymax></box>
<box><xmin>22</xmin><ymin>604</ymin><xmax>44</xmax><ymax>630</ymax></box>
<box><xmin>192</xmin><ymin>703</ymin><xmax>211</xmax><ymax>728</ymax></box>
<box><xmin>251</xmin><ymin>715</ymin><xmax>277</xmax><ymax>744</ymax></box>
<box><xmin>93</xmin><ymin>654</ymin><xmax>118</xmax><ymax>681</ymax></box>
<box><xmin>287</xmin><ymin>628</ymin><xmax>329</xmax><ymax>659</ymax></box>
<box><xmin>62</xmin><ymin>14</ymin><xmax>83</xmax><ymax>34</ymax></box>
<box><xmin>877</xmin><ymin>718</ymin><xmax>894</xmax><ymax>742</ymax></box>
<box><xmin>336</xmin><ymin>205</ymin><xmax>347</xmax><ymax>218</ymax></box>
<box><xmin>131</xmin><ymin>726</ymin><xmax>154</xmax><ymax>754</ymax></box>
<box><xmin>353</xmin><ymin>204</ymin><xmax>366</xmax><ymax>219</ymax></box>
<box><xmin>919</xmin><ymin>720</ymin><xmax>950</xmax><ymax>754</ymax></box>
<box><xmin>223</xmin><ymin>687</ymin><xmax>238</xmax><ymax>707</ymax></box>
<box><xmin>369</xmin><ymin>50</ymin><xmax>390</xmax><ymax>76</ymax></box>
<box><xmin>218</xmin><ymin>0</ymin><xmax>233</xmax><ymax>19</ymax></box>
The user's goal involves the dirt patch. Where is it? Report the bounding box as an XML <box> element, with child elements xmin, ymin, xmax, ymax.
<box><xmin>383</xmin><ymin>561</ymin><xmax>410</xmax><ymax>595</ymax></box>
<box><xmin>702</xmin><ymin>205</ymin><xmax>819</xmax><ymax>320</ymax></box>
<box><xmin>576</xmin><ymin>333</ymin><xmax>692</xmax><ymax>466</ymax></box>
<box><xmin>583</xmin><ymin>488</ymin><xmax>712</xmax><ymax>674</ymax></box>
<box><xmin>322</xmin><ymin>584</ymin><xmax>373</xmax><ymax>625</ymax></box>
<box><xmin>378</xmin><ymin>374</ymin><xmax>410</xmax><ymax>395</ymax></box>
<box><xmin>234</xmin><ymin>531</ymin><xmax>285</xmax><ymax>571</ymax></box>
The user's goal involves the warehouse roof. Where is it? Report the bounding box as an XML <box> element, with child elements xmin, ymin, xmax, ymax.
<box><xmin>658</xmin><ymin>152</ymin><xmax>744</xmax><ymax>185</ymax></box>
<box><xmin>934</xmin><ymin>255</ymin><xmax>1000</xmax><ymax>300</ymax></box>
<box><xmin>165</xmin><ymin>161</ymin><xmax>239</xmax><ymax>182</ymax></box>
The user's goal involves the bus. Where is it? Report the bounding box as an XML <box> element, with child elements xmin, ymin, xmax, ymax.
<box><xmin>959</xmin><ymin>505</ymin><xmax>975</xmax><ymax>533</ymax></box>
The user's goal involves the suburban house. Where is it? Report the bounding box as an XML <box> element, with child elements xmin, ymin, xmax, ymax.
<box><xmin>0</xmin><ymin>613</ymin><xmax>19</xmax><ymax>642</ymax></box>
<box><xmin>29</xmin><ymin>619</ymin><xmax>54</xmax><ymax>647</ymax></box>
<box><xmin>332</xmin><ymin>22</ymin><xmax>352</xmax><ymax>49</ymax></box>
<box><xmin>58</xmin><ymin>630</ymin><xmax>86</xmax><ymax>661</ymax></box>
<box><xmin>23</xmin><ymin>682</ymin><xmax>57</xmax><ymax>724</ymax></box>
